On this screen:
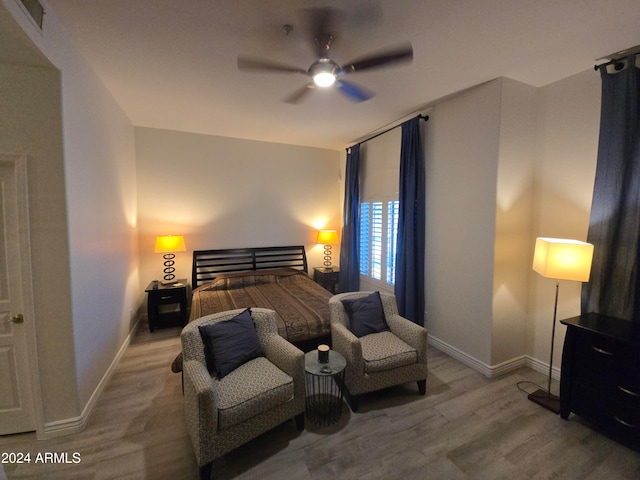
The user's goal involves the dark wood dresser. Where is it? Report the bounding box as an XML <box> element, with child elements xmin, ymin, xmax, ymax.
<box><xmin>560</xmin><ymin>312</ymin><xmax>640</xmax><ymax>445</ymax></box>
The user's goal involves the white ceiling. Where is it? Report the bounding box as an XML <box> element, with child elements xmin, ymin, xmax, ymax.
<box><xmin>45</xmin><ymin>0</ymin><xmax>640</xmax><ymax>150</ymax></box>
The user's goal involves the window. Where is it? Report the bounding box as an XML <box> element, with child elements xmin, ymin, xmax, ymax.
<box><xmin>371</xmin><ymin>202</ymin><xmax>383</xmax><ymax>280</ymax></box>
<box><xmin>359</xmin><ymin>199</ymin><xmax>399</xmax><ymax>285</ymax></box>
<box><xmin>359</xmin><ymin>202</ymin><xmax>370</xmax><ymax>276</ymax></box>
<box><xmin>357</xmin><ymin>128</ymin><xmax>401</xmax><ymax>288</ymax></box>
<box><xmin>386</xmin><ymin>200</ymin><xmax>399</xmax><ymax>284</ymax></box>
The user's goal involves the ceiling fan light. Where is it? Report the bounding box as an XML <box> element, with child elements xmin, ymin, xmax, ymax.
<box><xmin>313</xmin><ymin>72</ymin><xmax>336</xmax><ymax>87</ymax></box>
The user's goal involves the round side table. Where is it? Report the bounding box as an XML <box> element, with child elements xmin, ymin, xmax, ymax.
<box><xmin>304</xmin><ymin>349</ymin><xmax>346</xmax><ymax>427</ymax></box>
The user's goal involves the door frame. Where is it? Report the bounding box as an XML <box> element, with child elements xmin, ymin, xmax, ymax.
<box><xmin>1</xmin><ymin>153</ymin><xmax>43</xmax><ymax>437</ymax></box>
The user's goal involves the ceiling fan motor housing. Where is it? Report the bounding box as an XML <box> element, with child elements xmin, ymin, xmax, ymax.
<box><xmin>309</xmin><ymin>58</ymin><xmax>340</xmax><ymax>86</ymax></box>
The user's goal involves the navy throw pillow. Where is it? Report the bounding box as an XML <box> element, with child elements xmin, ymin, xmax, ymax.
<box><xmin>341</xmin><ymin>291</ymin><xmax>390</xmax><ymax>338</ymax></box>
<box><xmin>198</xmin><ymin>309</ymin><xmax>263</xmax><ymax>378</ymax></box>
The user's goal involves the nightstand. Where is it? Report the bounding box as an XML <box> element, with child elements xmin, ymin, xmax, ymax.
<box><xmin>145</xmin><ymin>279</ymin><xmax>189</xmax><ymax>332</ymax></box>
<box><xmin>313</xmin><ymin>267</ymin><xmax>340</xmax><ymax>294</ymax></box>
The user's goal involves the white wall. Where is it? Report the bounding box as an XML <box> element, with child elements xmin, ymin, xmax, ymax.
<box><xmin>2</xmin><ymin>0</ymin><xmax>139</xmax><ymax>434</ymax></box>
<box><xmin>135</xmin><ymin>127</ymin><xmax>341</xmax><ymax>286</ymax></box>
<box><xmin>424</xmin><ymin>80</ymin><xmax>502</xmax><ymax>366</ymax></box>
<box><xmin>424</xmin><ymin>71</ymin><xmax>600</xmax><ymax>376</ymax></box>
<box><xmin>60</xmin><ymin>48</ymin><xmax>139</xmax><ymax>411</ymax></box>
<box><xmin>492</xmin><ymin>78</ymin><xmax>538</xmax><ymax>366</ymax></box>
<box><xmin>529</xmin><ymin>69</ymin><xmax>599</xmax><ymax>374</ymax></box>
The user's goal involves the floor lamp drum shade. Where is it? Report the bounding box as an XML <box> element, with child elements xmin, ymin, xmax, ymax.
<box><xmin>155</xmin><ymin>235</ymin><xmax>187</xmax><ymax>284</ymax></box>
<box><xmin>532</xmin><ymin>237</ymin><xmax>594</xmax><ymax>282</ymax></box>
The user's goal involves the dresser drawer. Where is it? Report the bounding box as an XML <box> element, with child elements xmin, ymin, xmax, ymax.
<box><xmin>613</xmin><ymin>385</ymin><xmax>640</xmax><ymax>427</ymax></box>
<box><xmin>572</xmin><ymin>330</ymin><xmax>618</xmax><ymax>385</ymax></box>
<box><xmin>152</xmin><ymin>291</ymin><xmax>185</xmax><ymax>305</ymax></box>
<box><xmin>617</xmin><ymin>344</ymin><xmax>640</xmax><ymax>392</ymax></box>
<box><xmin>570</xmin><ymin>381</ymin><xmax>609</xmax><ymax>424</ymax></box>
<box><xmin>610</xmin><ymin>418</ymin><xmax>640</xmax><ymax>441</ymax></box>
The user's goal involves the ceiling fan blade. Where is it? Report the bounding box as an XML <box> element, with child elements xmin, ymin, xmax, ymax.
<box><xmin>336</xmin><ymin>79</ymin><xmax>374</xmax><ymax>102</ymax></box>
<box><xmin>302</xmin><ymin>7</ymin><xmax>340</xmax><ymax>58</ymax></box>
<box><xmin>283</xmin><ymin>84</ymin><xmax>315</xmax><ymax>104</ymax></box>
<box><xmin>237</xmin><ymin>56</ymin><xmax>307</xmax><ymax>75</ymax></box>
<box><xmin>340</xmin><ymin>42</ymin><xmax>413</xmax><ymax>74</ymax></box>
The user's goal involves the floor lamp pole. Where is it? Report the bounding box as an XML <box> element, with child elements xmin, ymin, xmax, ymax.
<box><xmin>547</xmin><ymin>279</ymin><xmax>559</xmax><ymax>399</ymax></box>
<box><xmin>528</xmin><ymin>278</ymin><xmax>561</xmax><ymax>413</ymax></box>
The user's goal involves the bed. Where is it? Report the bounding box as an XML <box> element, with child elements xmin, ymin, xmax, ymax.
<box><xmin>171</xmin><ymin>246</ymin><xmax>332</xmax><ymax>372</ymax></box>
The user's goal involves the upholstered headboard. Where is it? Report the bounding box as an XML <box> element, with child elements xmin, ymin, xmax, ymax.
<box><xmin>191</xmin><ymin>245</ymin><xmax>308</xmax><ymax>288</ymax></box>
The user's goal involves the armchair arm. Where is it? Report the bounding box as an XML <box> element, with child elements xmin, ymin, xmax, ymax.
<box><xmin>263</xmin><ymin>335</ymin><xmax>303</xmax><ymax>375</ymax></box>
<box><xmin>331</xmin><ymin>322</ymin><xmax>364</xmax><ymax>377</ymax></box>
<box><xmin>183</xmin><ymin>360</ymin><xmax>218</xmax><ymax>464</ymax></box>
<box><xmin>263</xmin><ymin>335</ymin><xmax>305</xmax><ymax>398</ymax></box>
<box><xmin>386</xmin><ymin>315</ymin><xmax>428</xmax><ymax>363</ymax></box>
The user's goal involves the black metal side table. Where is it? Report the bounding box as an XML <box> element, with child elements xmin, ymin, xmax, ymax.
<box><xmin>304</xmin><ymin>349</ymin><xmax>346</xmax><ymax>427</ymax></box>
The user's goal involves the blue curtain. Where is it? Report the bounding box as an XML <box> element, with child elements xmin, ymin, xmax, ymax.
<box><xmin>582</xmin><ymin>56</ymin><xmax>640</xmax><ymax>321</ymax></box>
<box><xmin>339</xmin><ymin>144</ymin><xmax>360</xmax><ymax>292</ymax></box>
<box><xmin>395</xmin><ymin>116</ymin><xmax>426</xmax><ymax>324</ymax></box>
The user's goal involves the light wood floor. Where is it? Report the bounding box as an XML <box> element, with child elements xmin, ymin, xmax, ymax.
<box><xmin>1</xmin><ymin>321</ymin><xmax>639</xmax><ymax>480</ymax></box>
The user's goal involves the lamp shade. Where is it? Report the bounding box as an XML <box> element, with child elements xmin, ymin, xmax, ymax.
<box><xmin>317</xmin><ymin>230</ymin><xmax>338</xmax><ymax>245</ymax></box>
<box><xmin>532</xmin><ymin>237</ymin><xmax>594</xmax><ymax>282</ymax></box>
<box><xmin>154</xmin><ymin>235</ymin><xmax>187</xmax><ymax>253</ymax></box>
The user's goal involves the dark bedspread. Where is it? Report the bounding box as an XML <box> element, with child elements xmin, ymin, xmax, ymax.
<box><xmin>171</xmin><ymin>267</ymin><xmax>331</xmax><ymax>372</ymax></box>
<box><xmin>190</xmin><ymin>267</ymin><xmax>331</xmax><ymax>342</ymax></box>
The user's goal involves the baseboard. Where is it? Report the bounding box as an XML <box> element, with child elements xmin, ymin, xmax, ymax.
<box><xmin>40</xmin><ymin>413</ymin><xmax>86</xmax><ymax>439</ymax></box>
<box><xmin>525</xmin><ymin>353</ymin><xmax>561</xmax><ymax>381</ymax></box>
<box><xmin>428</xmin><ymin>335</ymin><xmax>495</xmax><ymax>377</ymax></box>
<box><xmin>428</xmin><ymin>335</ymin><xmax>560</xmax><ymax>380</ymax></box>
<box><xmin>40</xmin><ymin>316</ymin><xmax>142</xmax><ymax>439</ymax></box>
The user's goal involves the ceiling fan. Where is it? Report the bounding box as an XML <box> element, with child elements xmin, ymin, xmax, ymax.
<box><xmin>237</xmin><ymin>8</ymin><xmax>413</xmax><ymax>104</ymax></box>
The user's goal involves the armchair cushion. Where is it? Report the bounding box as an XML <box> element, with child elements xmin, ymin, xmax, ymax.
<box><xmin>198</xmin><ymin>308</ymin><xmax>263</xmax><ymax>378</ymax></box>
<box><xmin>341</xmin><ymin>291</ymin><xmax>390</xmax><ymax>338</ymax></box>
<box><xmin>213</xmin><ymin>357</ymin><xmax>294</xmax><ymax>430</ymax></box>
<box><xmin>360</xmin><ymin>331</ymin><xmax>417</xmax><ymax>373</ymax></box>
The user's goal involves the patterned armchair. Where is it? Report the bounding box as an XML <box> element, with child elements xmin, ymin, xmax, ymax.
<box><xmin>181</xmin><ymin>308</ymin><xmax>305</xmax><ymax>480</ymax></box>
<box><xmin>329</xmin><ymin>292</ymin><xmax>428</xmax><ymax>411</ymax></box>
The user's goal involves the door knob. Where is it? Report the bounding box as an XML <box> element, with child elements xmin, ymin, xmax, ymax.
<box><xmin>9</xmin><ymin>313</ymin><xmax>24</xmax><ymax>324</ymax></box>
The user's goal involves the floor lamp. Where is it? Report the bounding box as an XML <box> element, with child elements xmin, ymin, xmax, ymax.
<box><xmin>530</xmin><ymin>237</ymin><xmax>594</xmax><ymax>413</ymax></box>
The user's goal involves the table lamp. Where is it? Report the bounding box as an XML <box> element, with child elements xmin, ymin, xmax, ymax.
<box><xmin>155</xmin><ymin>235</ymin><xmax>187</xmax><ymax>284</ymax></box>
<box><xmin>317</xmin><ymin>229</ymin><xmax>339</xmax><ymax>270</ymax></box>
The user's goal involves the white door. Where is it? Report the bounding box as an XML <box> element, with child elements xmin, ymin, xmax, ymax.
<box><xmin>0</xmin><ymin>154</ymin><xmax>37</xmax><ymax>434</ymax></box>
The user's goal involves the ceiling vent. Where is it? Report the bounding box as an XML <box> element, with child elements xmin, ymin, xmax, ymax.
<box><xmin>18</xmin><ymin>0</ymin><xmax>44</xmax><ymax>29</ymax></box>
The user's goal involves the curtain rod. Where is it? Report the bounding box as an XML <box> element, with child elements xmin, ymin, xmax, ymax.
<box><xmin>594</xmin><ymin>52</ymin><xmax>639</xmax><ymax>71</ymax></box>
<box><xmin>346</xmin><ymin>114</ymin><xmax>428</xmax><ymax>153</ymax></box>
